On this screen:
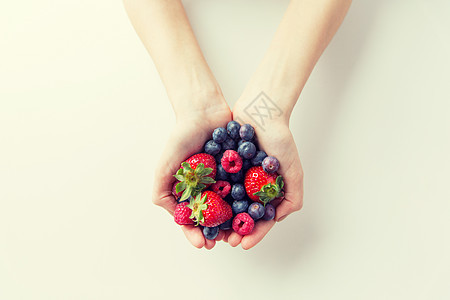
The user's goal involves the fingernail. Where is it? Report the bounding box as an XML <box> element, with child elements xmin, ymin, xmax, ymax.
<box><xmin>277</xmin><ymin>215</ymin><xmax>288</xmax><ymax>222</ymax></box>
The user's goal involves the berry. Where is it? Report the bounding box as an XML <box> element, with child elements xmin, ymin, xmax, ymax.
<box><xmin>174</xmin><ymin>153</ymin><xmax>217</xmax><ymax>201</ymax></box>
<box><xmin>229</xmin><ymin>169</ymin><xmax>243</xmax><ymax>183</ymax></box>
<box><xmin>232</xmin><ymin>213</ymin><xmax>254</xmax><ymax>235</ymax></box>
<box><xmin>237</xmin><ymin>139</ymin><xmax>245</xmax><ymax>148</ymax></box>
<box><xmin>212</xmin><ymin>127</ymin><xmax>227</xmax><ymax>143</ymax></box>
<box><xmin>232</xmin><ymin>200</ymin><xmax>249</xmax><ymax>215</ymax></box>
<box><xmin>251</xmin><ymin>150</ymin><xmax>267</xmax><ymax>166</ymax></box>
<box><xmin>237</xmin><ymin>141</ymin><xmax>256</xmax><ymax>159</ymax></box>
<box><xmin>222</xmin><ymin>137</ymin><xmax>237</xmax><ymax>150</ymax></box>
<box><xmin>174</xmin><ymin>202</ymin><xmax>195</xmax><ymax>225</ymax></box>
<box><xmin>242</xmin><ymin>159</ymin><xmax>252</xmax><ymax>171</ymax></box>
<box><xmin>231</xmin><ymin>183</ymin><xmax>245</xmax><ymax>200</ymax></box>
<box><xmin>262</xmin><ymin>156</ymin><xmax>280</xmax><ymax>174</ymax></box>
<box><xmin>203</xmin><ymin>226</ymin><xmax>219</xmax><ymax>240</ymax></box>
<box><xmin>204</xmin><ymin>140</ymin><xmax>221</xmax><ymax>156</ymax></box>
<box><xmin>187</xmin><ymin>191</ymin><xmax>233</xmax><ymax>227</ymax></box>
<box><xmin>214</xmin><ymin>150</ymin><xmax>225</xmax><ymax>164</ymax></box>
<box><xmin>210</xmin><ymin>180</ymin><xmax>231</xmax><ymax>198</ymax></box>
<box><xmin>227</xmin><ymin>121</ymin><xmax>241</xmax><ymax>140</ymax></box>
<box><xmin>248</xmin><ymin>202</ymin><xmax>265</xmax><ymax>220</ymax></box>
<box><xmin>244</xmin><ymin>166</ymin><xmax>284</xmax><ymax>204</ymax></box>
<box><xmin>239</xmin><ymin>124</ymin><xmax>255</xmax><ymax>141</ymax></box>
<box><xmin>216</xmin><ymin>164</ymin><xmax>229</xmax><ymax>181</ymax></box>
<box><xmin>219</xmin><ymin>218</ymin><xmax>233</xmax><ymax>230</ymax></box>
<box><xmin>262</xmin><ymin>203</ymin><xmax>276</xmax><ymax>221</ymax></box>
<box><xmin>221</xmin><ymin>150</ymin><xmax>243</xmax><ymax>173</ymax></box>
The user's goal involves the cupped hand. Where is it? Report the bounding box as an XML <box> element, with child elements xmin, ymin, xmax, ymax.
<box><xmin>229</xmin><ymin>107</ymin><xmax>304</xmax><ymax>249</ymax></box>
<box><xmin>152</xmin><ymin>100</ymin><xmax>231</xmax><ymax>249</ymax></box>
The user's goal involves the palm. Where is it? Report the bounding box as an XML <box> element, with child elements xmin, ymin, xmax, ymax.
<box><xmin>152</xmin><ymin>107</ymin><xmax>231</xmax><ymax>249</ymax></box>
<box><xmin>226</xmin><ymin>112</ymin><xmax>304</xmax><ymax>249</ymax></box>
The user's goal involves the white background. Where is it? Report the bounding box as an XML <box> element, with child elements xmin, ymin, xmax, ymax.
<box><xmin>1</xmin><ymin>0</ymin><xmax>449</xmax><ymax>299</ymax></box>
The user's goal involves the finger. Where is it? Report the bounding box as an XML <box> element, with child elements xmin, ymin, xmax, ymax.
<box><xmin>228</xmin><ymin>232</ymin><xmax>243</xmax><ymax>247</ymax></box>
<box><xmin>181</xmin><ymin>225</ymin><xmax>205</xmax><ymax>249</ymax></box>
<box><xmin>222</xmin><ymin>230</ymin><xmax>232</xmax><ymax>243</ymax></box>
<box><xmin>215</xmin><ymin>230</ymin><xmax>225</xmax><ymax>242</ymax></box>
<box><xmin>275</xmin><ymin>196</ymin><xmax>303</xmax><ymax>222</ymax></box>
<box><xmin>152</xmin><ymin>131</ymin><xmax>190</xmax><ymax>214</ymax></box>
<box><xmin>240</xmin><ymin>219</ymin><xmax>276</xmax><ymax>250</ymax></box>
<box><xmin>204</xmin><ymin>238</ymin><xmax>216</xmax><ymax>250</ymax></box>
<box><xmin>152</xmin><ymin>161</ymin><xmax>178</xmax><ymax>214</ymax></box>
<box><xmin>275</xmin><ymin>169</ymin><xmax>304</xmax><ymax>222</ymax></box>
<box><xmin>153</xmin><ymin>193</ymin><xmax>177</xmax><ymax>215</ymax></box>
<box><xmin>270</xmin><ymin>197</ymin><xmax>283</xmax><ymax>208</ymax></box>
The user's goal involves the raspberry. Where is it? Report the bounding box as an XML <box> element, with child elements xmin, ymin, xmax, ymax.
<box><xmin>174</xmin><ymin>202</ymin><xmax>194</xmax><ymax>225</ymax></box>
<box><xmin>232</xmin><ymin>213</ymin><xmax>255</xmax><ymax>235</ymax></box>
<box><xmin>221</xmin><ymin>150</ymin><xmax>243</xmax><ymax>174</ymax></box>
<box><xmin>210</xmin><ymin>180</ymin><xmax>231</xmax><ymax>198</ymax></box>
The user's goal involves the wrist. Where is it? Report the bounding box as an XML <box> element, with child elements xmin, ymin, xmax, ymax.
<box><xmin>233</xmin><ymin>89</ymin><xmax>293</xmax><ymax>130</ymax></box>
<box><xmin>172</xmin><ymin>89</ymin><xmax>231</xmax><ymax>124</ymax></box>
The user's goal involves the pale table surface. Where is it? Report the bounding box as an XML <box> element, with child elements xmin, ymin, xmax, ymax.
<box><xmin>1</xmin><ymin>1</ymin><xmax>449</xmax><ymax>299</ymax></box>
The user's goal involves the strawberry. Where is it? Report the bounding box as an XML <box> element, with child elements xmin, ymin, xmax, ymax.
<box><xmin>244</xmin><ymin>166</ymin><xmax>284</xmax><ymax>205</ymax></box>
<box><xmin>187</xmin><ymin>191</ymin><xmax>232</xmax><ymax>227</ymax></box>
<box><xmin>174</xmin><ymin>202</ymin><xmax>195</xmax><ymax>225</ymax></box>
<box><xmin>173</xmin><ymin>153</ymin><xmax>217</xmax><ymax>201</ymax></box>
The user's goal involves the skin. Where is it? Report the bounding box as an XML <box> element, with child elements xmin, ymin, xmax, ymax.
<box><xmin>123</xmin><ymin>0</ymin><xmax>352</xmax><ymax>249</ymax></box>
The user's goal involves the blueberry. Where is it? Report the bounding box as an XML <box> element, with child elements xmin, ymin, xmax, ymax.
<box><xmin>227</xmin><ymin>121</ymin><xmax>241</xmax><ymax>140</ymax></box>
<box><xmin>229</xmin><ymin>169</ymin><xmax>243</xmax><ymax>183</ymax></box>
<box><xmin>203</xmin><ymin>226</ymin><xmax>219</xmax><ymax>240</ymax></box>
<box><xmin>216</xmin><ymin>164</ymin><xmax>229</xmax><ymax>181</ymax></box>
<box><xmin>262</xmin><ymin>203</ymin><xmax>276</xmax><ymax>221</ymax></box>
<box><xmin>231</xmin><ymin>183</ymin><xmax>245</xmax><ymax>200</ymax></box>
<box><xmin>232</xmin><ymin>200</ymin><xmax>249</xmax><ymax>215</ymax></box>
<box><xmin>212</xmin><ymin>127</ymin><xmax>227</xmax><ymax>143</ymax></box>
<box><xmin>237</xmin><ymin>141</ymin><xmax>256</xmax><ymax>159</ymax></box>
<box><xmin>251</xmin><ymin>150</ymin><xmax>267</xmax><ymax>166</ymax></box>
<box><xmin>237</xmin><ymin>139</ymin><xmax>245</xmax><ymax>148</ymax></box>
<box><xmin>222</xmin><ymin>137</ymin><xmax>237</xmax><ymax>151</ymax></box>
<box><xmin>214</xmin><ymin>150</ymin><xmax>225</xmax><ymax>164</ymax></box>
<box><xmin>242</xmin><ymin>159</ymin><xmax>252</xmax><ymax>171</ymax></box>
<box><xmin>239</xmin><ymin>124</ymin><xmax>255</xmax><ymax>141</ymax></box>
<box><xmin>204</xmin><ymin>140</ymin><xmax>222</xmax><ymax>156</ymax></box>
<box><xmin>219</xmin><ymin>218</ymin><xmax>233</xmax><ymax>230</ymax></box>
<box><xmin>262</xmin><ymin>156</ymin><xmax>280</xmax><ymax>173</ymax></box>
<box><xmin>248</xmin><ymin>202</ymin><xmax>265</xmax><ymax>220</ymax></box>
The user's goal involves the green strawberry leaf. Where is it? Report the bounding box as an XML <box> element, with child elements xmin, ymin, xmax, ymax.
<box><xmin>276</xmin><ymin>176</ymin><xmax>284</xmax><ymax>190</ymax></box>
<box><xmin>200</xmin><ymin>167</ymin><xmax>213</xmax><ymax>176</ymax></box>
<box><xmin>175</xmin><ymin>181</ymin><xmax>186</xmax><ymax>193</ymax></box>
<box><xmin>199</xmin><ymin>177</ymin><xmax>216</xmax><ymax>184</ymax></box>
<box><xmin>181</xmin><ymin>162</ymin><xmax>193</xmax><ymax>172</ymax></box>
<box><xmin>180</xmin><ymin>185</ymin><xmax>192</xmax><ymax>201</ymax></box>
<box><xmin>195</xmin><ymin>163</ymin><xmax>205</xmax><ymax>174</ymax></box>
<box><xmin>173</xmin><ymin>174</ymin><xmax>185</xmax><ymax>182</ymax></box>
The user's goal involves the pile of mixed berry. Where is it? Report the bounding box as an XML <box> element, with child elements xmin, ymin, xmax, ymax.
<box><xmin>172</xmin><ymin>121</ymin><xmax>284</xmax><ymax>240</ymax></box>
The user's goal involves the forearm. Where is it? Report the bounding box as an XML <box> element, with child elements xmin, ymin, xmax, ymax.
<box><xmin>238</xmin><ymin>0</ymin><xmax>352</xmax><ymax>122</ymax></box>
<box><xmin>123</xmin><ymin>0</ymin><xmax>223</xmax><ymax>116</ymax></box>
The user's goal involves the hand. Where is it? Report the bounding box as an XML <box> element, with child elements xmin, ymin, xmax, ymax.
<box><xmin>152</xmin><ymin>98</ymin><xmax>231</xmax><ymax>249</ymax></box>
<box><xmin>228</xmin><ymin>105</ymin><xmax>304</xmax><ymax>249</ymax></box>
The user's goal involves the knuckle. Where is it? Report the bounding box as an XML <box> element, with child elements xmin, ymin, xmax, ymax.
<box><xmin>292</xmin><ymin>200</ymin><xmax>303</xmax><ymax>212</ymax></box>
<box><xmin>152</xmin><ymin>195</ymin><xmax>163</xmax><ymax>206</ymax></box>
